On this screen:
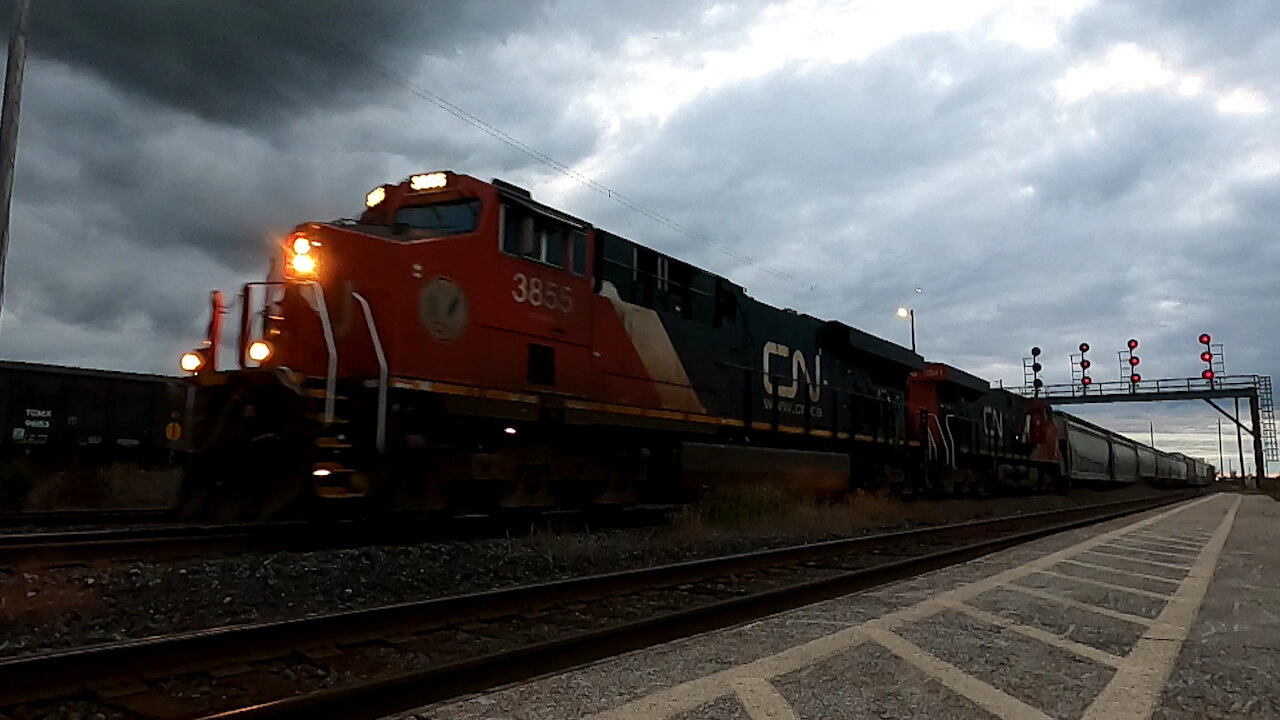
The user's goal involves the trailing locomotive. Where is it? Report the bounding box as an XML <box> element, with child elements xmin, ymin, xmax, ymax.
<box><xmin>177</xmin><ymin>171</ymin><xmax>1209</xmax><ymax>519</ymax></box>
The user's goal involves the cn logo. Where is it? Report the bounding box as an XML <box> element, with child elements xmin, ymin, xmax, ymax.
<box><xmin>761</xmin><ymin>342</ymin><xmax>822</xmax><ymax>402</ymax></box>
<box><xmin>983</xmin><ymin>406</ymin><xmax>1005</xmax><ymax>438</ymax></box>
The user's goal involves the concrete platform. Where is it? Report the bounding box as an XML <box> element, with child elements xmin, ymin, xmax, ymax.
<box><xmin>402</xmin><ymin>493</ymin><xmax>1277</xmax><ymax>720</ymax></box>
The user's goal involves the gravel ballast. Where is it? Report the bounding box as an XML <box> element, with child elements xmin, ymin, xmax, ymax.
<box><xmin>0</xmin><ymin>486</ymin><xmax>1165</xmax><ymax>657</ymax></box>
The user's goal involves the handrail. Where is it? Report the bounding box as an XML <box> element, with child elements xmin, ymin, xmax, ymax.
<box><xmin>942</xmin><ymin>414</ymin><xmax>959</xmax><ymax>468</ymax></box>
<box><xmin>928</xmin><ymin>412</ymin><xmax>953</xmax><ymax>468</ymax></box>
<box><xmin>305</xmin><ymin>281</ymin><xmax>337</xmax><ymax>424</ymax></box>
<box><xmin>351</xmin><ymin>292</ymin><xmax>388</xmax><ymax>454</ymax></box>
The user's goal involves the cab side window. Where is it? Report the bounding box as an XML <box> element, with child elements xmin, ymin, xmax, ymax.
<box><xmin>502</xmin><ymin>204</ymin><xmax>586</xmax><ymax>273</ymax></box>
<box><xmin>599</xmin><ymin>232</ymin><xmax>632</xmax><ymax>292</ymax></box>
<box><xmin>570</xmin><ymin>230</ymin><xmax>587</xmax><ymax>276</ymax></box>
<box><xmin>713</xmin><ymin>280</ymin><xmax>739</xmax><ymax>327</ymax></box>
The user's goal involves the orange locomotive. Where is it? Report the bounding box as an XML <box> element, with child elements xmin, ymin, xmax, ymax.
<box><xmin>179</xmin><ymin>171</ymin><xmax>929</xmax><ymax>519</ymax></box>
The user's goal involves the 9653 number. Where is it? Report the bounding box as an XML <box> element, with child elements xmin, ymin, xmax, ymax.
<box><xmin>512</xmin><ymin>272</ymin><xmax>572</xmax><ymax>313</ymax></box>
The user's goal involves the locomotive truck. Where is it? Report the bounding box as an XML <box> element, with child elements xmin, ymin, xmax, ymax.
<box><xmin>176</xmin><ymin>171</ymin><xmax>1209</xmax><ymax>520</ymax></box>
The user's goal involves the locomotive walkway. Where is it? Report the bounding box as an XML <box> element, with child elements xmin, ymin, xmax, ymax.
<box><xmin>409</xmin><ymin>492</ymin><xmax>1277</xmax><ymax>720</ymax></box>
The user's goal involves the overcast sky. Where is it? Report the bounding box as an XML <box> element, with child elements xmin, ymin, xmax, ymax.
<box><xmin>0</xmin><ymin>0</ymin><xmax>1275</xmax><ymax>471</ymax></box>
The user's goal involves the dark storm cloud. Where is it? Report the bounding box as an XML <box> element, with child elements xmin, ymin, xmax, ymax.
<box><xmin>2</xmin><ymin>0</ymin><xmax>548</xmax><ymax>125</ymax></box>
<box><xmin>566</xmin><ymin>33</ymin><xmax>1063</xmax><ymax>314</ymax></box>
<box><xmin>1068</xmin><ymin>0</ymin><xmax>1280</xmax><ymax>78</ymax></box>
<box><xmin>1025</xmin><ymin>94</ymin><xmax>1238</xmax><ymax>209</ymax></box>
<box><xmin>0</xmin><ymin>0</ymin><xmax>1274</xmax><ymax>468</ymax></box>
<box><xmin>0</xmin><ymin>0</ymin><xmax>713</xmax><ymax>368</ymax></box>
<box><xmin>549</xmin><ymin>9</ymin><xmax>1278</xmax><ymax>471</ymax></box>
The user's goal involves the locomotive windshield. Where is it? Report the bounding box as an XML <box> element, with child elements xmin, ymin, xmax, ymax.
<box><xmin>392</xmin><ymin>199</ymin><xmax>481</xmax><ymax>238</ymax></box>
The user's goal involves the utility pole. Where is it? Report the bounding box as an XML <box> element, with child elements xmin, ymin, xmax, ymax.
<box><xmin>1235</xmin><ymin>398</ymin><xmax>1246</xmax><ymax>486</ymax></box>
<box><xmin>1248</xmin><ymin>395</ymin><xmax>1264</xmax><ymax>489</ymax></box>
<box><xmin>1149</xmin><ymin>420</ymin><xmax>1154</xmax><ymax>447</ymax></box>
<box><xmin>0</xmin><ymin>0</ymin><xmax>30</xmax><ymax>322</ymax></box>
<box><xmin>1218</xmin><ymin>417</ymin><xmax>1224</xmax><ymax>473</ymax></box>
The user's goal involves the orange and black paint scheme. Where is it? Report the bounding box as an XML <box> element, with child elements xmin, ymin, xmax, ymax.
<box><xmin>905</xmin><ymin>363</ymin><xmax>1062</xmax><ymax>494</ymax></box>
<box><xmin>178</xmin><ymin>172</ymin><xmax>1171</xmax><ymax>520</ymax></box>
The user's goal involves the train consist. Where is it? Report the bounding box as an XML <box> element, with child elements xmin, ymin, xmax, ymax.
<box><xmin>174</xmin><ymin>171</ymin><xmax>1212</xmax><ymax>518</ymax></box>
<box><xmin>1055</xmin><ymin>411</ymin><xmax>1214</xmax><ymax>487</ymax></box>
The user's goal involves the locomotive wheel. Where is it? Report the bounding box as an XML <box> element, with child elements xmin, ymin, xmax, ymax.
<box><xmin>937</xmin><ymin>471</ymin><xmax>956</xmax><ymax>497</ymax></box>
<box><xmin>178</xmin><ymin>450</ymin><xmax>246</xmax><ymax>523</ymax></box>
<box><xmin>178</xmin><ymin>380</ymin><xmax>313</xmax><ymax>522</ymax></box>
<box><xmin>182</xmin><ymin>437</ymin><xmax>310</xmax><ymax>522</ymax></box>
<box><xmin>176</xmin><ymin>464</ymin><xmax>213</xmax><ymax>520</ymax></box>
<box><xmin>244</xmin><ymin>434</ymin><xmax>311</xmax><ymax>521</ymax></box>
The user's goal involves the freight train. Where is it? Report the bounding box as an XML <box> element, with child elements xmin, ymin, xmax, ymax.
<box><xmin>0</xmin><ymin>361</ymin><xmax>188</xmax><ymax>509</ymax></box>
<box><xmin>0</xmin><ymin>361</ymin><xmax>187</xmax><ymax>459</ymax></box>
<box><xmin>174</xmin><ymin>171</ymin><xmax>1211</xmax><ymax>519</ymax></box>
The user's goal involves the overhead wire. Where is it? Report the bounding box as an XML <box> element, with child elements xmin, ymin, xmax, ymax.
<box><xmin>241</xmin><ymin>0</ymin><xmax>842</xmax><ymax>298</ymax></box>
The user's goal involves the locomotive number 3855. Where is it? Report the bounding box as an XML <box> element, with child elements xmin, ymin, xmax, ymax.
<box><xmin>512</xmin><ymin>272</ymin><xmax>572</xmax><ymax>313</ymax></box>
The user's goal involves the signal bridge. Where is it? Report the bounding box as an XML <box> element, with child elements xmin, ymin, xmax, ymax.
<box><xmin>1015</xmin><ymin>374</ymin><xmax>1277</xmax><ymax>488</ymax></box>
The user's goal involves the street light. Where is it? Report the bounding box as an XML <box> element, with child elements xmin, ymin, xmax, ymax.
<box><xmin>896</xmin><ymin>306</ymin><xmax>915</xmax><ymax>352</ymax></box>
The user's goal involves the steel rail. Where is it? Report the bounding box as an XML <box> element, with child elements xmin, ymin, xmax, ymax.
<box><xmin>0</xmin><ymin>491</ymin><xmax>1200</xmax><ymax>719</ymax></box>
<box><xmin>0</xmin><ymin>506</ymin><xmax>677</xmax><ymax>567</ymax></box>
<box><xmin>0</xmin><ymin>507</ymin><xmax>174</xmax><ymax>526</ymax></box>
<box><xmin>0</xmin><ymin>520</ymin><xmax>311</xmax><ymax>566</ymax></box>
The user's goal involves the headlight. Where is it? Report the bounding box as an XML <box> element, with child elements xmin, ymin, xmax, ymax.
<box><xmin>180</xmin><ymin>351</ymin><xmax>205</xmax><ymax>373</ymax></box>
<box><xmin>365</xmin><ymin>186</ymin><xmax>387</xmax><ymax>208</ymax></box>
<box><xmin>292</xmin><ymin>236</ymin><xmax>311</xmax><ymax>255</ymax></box>
<box><xmin>290</xmin><ymin>254</ymin><xmax>317</xmax><ymax>275</ymax></box>
<box><xmin>409</xmin><ymin>172</ymin><xmax>447</xmax><ymax>191</ymax></box>
<box><xmin>247</xmin><ymin>340</ymin><xmax>273</xmax><ymax>363</ymax></box>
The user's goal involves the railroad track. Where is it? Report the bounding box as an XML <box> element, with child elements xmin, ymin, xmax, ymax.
<box><xmin>0</xmin><ymin>505</ymin><xmax>676</xmax><ymax>568</ymax></box>
<box><xmin>0</xmin><ymin>520</ymin><xmax>311</xmax><ymax>567</ymax></box>
<box><xmin>0</xmin><ymin>507</ymin><xmax>175</xmax><ymax>528</ymax></box>
<box><xmin>0</xmin><ymin>490</ymin><xmax>1201</xmax><ymax>720</ymax></box>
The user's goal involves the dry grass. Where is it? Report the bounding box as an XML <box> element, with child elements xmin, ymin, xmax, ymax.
<box><xmin>664</xmin><ymin>483</ymin><xmax>1166</xmax><ymax>546</ymax></box>
<box><xmin>10</xmin><ymin>460</ymin><xmax>181</xmax><ymax>511</ymax></box>
<box><xmin>667</xmin><ymin>485</ymin><xmax>911</xmax><ymax>545</ymax></box>
<box><xmin>454</xmin><ymin>483</ymin><xmax>1200</xmax><ymax>577</ymax></box>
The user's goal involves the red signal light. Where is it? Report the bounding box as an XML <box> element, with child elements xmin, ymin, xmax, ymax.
<box><xmin>1129</xmin><ymin>356</ymin><xmax>1140</xmax><ymax>366</ymax></box>
<box><xmin>1127</xmin><ymin>339</ymin><xmax>1139</xmax><ymax>350</ymax></box>
<box><xmin>1131</xmin><ymin>373</ymin><xmax>1141</xmax><ymax>383</ymax></box>
<box><xmin>1080</xmin><ymin>359</ymin><xmax>1091</xmax><ymax>370</ymax></box>
<box><xmin>1199</xmin><ymin>333</ymin><xmax>1211</xmax><ymax>345</ymax></box>
<box><xmin>1202</xmin><ymin>369</ymin><xmax>1215</xmax><ymax>380</ymax></box>
<box><xmin>1082</xmin><ymin>376</ymin><xmax>1092</xmax><ymax>385</ymax></box>
<box><xmin>1200</xmin><ymin>351</ymin><xmax>1212</xmax><ymax>362</ymax></box>
<box><xmin>1079</xmin><ymin>343</ymin><xmax>1090</xmax><ymax>353</ymax></box>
